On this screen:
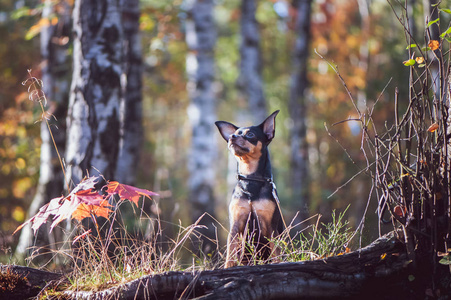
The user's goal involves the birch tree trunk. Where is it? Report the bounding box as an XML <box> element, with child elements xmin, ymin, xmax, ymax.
<box><xmin>115</xmin><ymin>0</ymin><xmax>143</xmax><ymax>185</ymax></box>
<box><xmin>66</xmin><ymin>0</ymin><xmax>124</xmax><ymax>186</ymax></box>
<box><xmin>15</xmin><ymin>0</ymin><xmax>71</xmax><ymax>262</ymax></box>
<box><xmin>237</xmin><ymin>0</ymin><xmax>267</xmax><ymax>124</ymax></box>
<box><xmin>288</xmin><ymin>0</ymin><xmax>311</xmax><ymax>220</ymax></box>
<box><xmin>185</xmin><ymin>0</ymin><xmax>218</xmax><ymax>253</ymax></box>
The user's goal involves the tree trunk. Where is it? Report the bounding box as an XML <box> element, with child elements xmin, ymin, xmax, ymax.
<box><xmin>15</xmin><ymin>0</ymin><xmax>71</xmax><ymax>263</ymax></box>
<box><xmin>66</xmin><ymin>0</ymin><xmax>124</xmax><ymax>185</ymax></box>
<box><xmin>288</xmin><ymin>0</ymin><xmax>311</xmax><ymax>221</ymax></box>
<box><xmin>115</xmin><ymin>0</ymin><xmax>143</xmax><ymax>185</ymax></box>
<box><xmin>185</xmin><ymin>0</ymin><xmax>218</xmax><ymax>253</ymax></box>
<box><xmin>237</xmin><ymin>0</ymin><xmax>267</xmax><ymax>124</ymax></box>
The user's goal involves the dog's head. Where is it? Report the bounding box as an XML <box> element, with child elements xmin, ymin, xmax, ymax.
<box><xmin>215</xmin><ymin>111</ymin><xmax>279</xmax><ymax>160</ymax></box>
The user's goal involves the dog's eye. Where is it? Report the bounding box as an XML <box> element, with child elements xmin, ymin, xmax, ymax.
<box><xmin>246</xmin><ymin>132</ymin><xmax>255</xmax><ymax>138</ymax></box>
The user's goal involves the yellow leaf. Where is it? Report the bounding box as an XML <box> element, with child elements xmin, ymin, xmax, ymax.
<box><xmin>428</xmin><ymin>40</ymin><xmax>439</xmax><ymax>50</ymax></box>
<box><xmin>381</xmin><ymin>253</ymin><xmax>387</xmax><ymax>260</ymax></box>
<box><xmin>415</xmin><ymin>57</ymin><xmax>424</xmax><ymax>64</ymax></box>
<box><xmin>428</xmin><ymin>123</ymin><xmax>439</xmax><ymax>132</ymax></box>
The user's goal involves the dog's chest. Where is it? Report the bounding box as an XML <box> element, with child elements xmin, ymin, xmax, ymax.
<box><xmin>232</xmin><ymin>181</ymin><xmax>274</xmax><ymax>203</ymax></box>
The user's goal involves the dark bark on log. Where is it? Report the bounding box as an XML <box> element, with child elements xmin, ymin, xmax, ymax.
<box><xmin>0</xmin><ymin>264</ymin><xmax>64</xmax><ymax>300</ymax></box>
<box><xmin>63</xmin><ymin>234</ymin><xmax>412</xmax><ymax>299</ymax></box>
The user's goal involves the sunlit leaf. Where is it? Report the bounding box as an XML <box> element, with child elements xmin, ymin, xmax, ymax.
<box><xmin>403</xmin><ymin>59</ymin><xmax>415</xmax><ymax>66</ymax></box>
<box><xmin>428</xmin><ymin>122</ymin><xmax>439</xmax><ymax>132</ymax></box>
<box><xmin>25</xmin><ymin>18</ymin><xmax>51</xmax><ymax>40</ymax></box>
<box><xmin>71</xmin><ymin>200</ymin><xmax>112</xmax><ymax>221</ymax></box>
<box><xmin>428</xmin><ymin>40</ymin><xmax>440</xmax><ymax>50</ymax></box>
<box><xmin>107</xmin><ymin>181</ymin><xmax>159</xmax><ymax>206</ymax></box>
<box><xmin>406</xmin><ymin>44</ymin><xmax>417</xmax><ymax>50</ymax></box>
<box><xmin>421</xmin><ymin>46</ymin><xmax>432</xmax><ymax>52</ymax></box>
<box><xmin>13</xmin><ymin>176</ymin><xmax>155</xmax><ymax>235</ymax></box>
<box><xmin>440</xmin><ymin>27</ymin><xmax>451</xmax><ymax>38</ymax></box>
<box><xmin>380</xmin><ymin>253</ymin><xmax>387</xmax><ymax>260</ymax></box>
<box><xmin>426</xmin><ymin>18</ymin><xmax>439</xmax><ymax>28</ymax></box>
<box><xmin>439</xmin><ymin>255</ymin><xmax>451</xmax><ymax>265</ymax></box>
<box><xmin>415</xmin><ymin>57</ymin><xmax>424</xmax><ymax>64</ymax></box>
<box><xmin>440</xmin><ymin>8</ymin><xmax>451</xmax><ymax>14</ymax></box>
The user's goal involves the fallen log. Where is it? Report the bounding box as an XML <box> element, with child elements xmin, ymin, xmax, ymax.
<box><xmin>0</xmin><ymin>264</ymin><xmax>64</xmax><ymax>300</ymax></box>
<box><xmin>64</xmin><ymin>233</ymin><xmax>411</xmax><ymax>299</ymax></box>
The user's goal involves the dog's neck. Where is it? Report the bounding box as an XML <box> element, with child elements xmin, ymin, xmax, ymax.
<box><xmin>237</xmin><ymin>147</ymin><xmax>272</xmax><ymax>179</ymax></box>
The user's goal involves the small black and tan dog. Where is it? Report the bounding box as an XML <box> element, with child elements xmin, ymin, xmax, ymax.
<box><xmin>215</xmin><ymin>110</ymin><xmax>283</xmax><ymax>268</ymax></box>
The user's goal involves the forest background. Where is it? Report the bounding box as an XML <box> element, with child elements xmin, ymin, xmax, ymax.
<box><xmin>0</xmin><ymin>0</ymin><xmax>443</xmax><ymax>265</ymax></box>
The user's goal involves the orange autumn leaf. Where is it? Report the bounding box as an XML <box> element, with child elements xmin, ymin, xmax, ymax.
<box><xmin>14</xmin><ymin>176</ymin><xmax>158</xmax><ymax>235</ymax></box>
<box><xmin>107</xmin><ymin>181</ymin><xmax>158</xmax><ymax>206</ymax></box>
<box><xmin>72</xmin><ymin>200</ymin><xmax>112</xmax><ymax>221</ymax></box>
<box><xmin>394</xmin><ymin>205</ymin><xmax>407</xmax><ymax>217</ymax></box>
<box><xmin>428</xmin><ymin>123</ymin><xmax>439</xmax><ymax>132</ymax></box>
<box><xmin>415</xmin><ymin>57</ymin><xmax>424</xmax><ymax>64</ymax></box>
<box><xmin>428</xmin><ymin>40</ymin><xmax>439</xmax><ymax>51</ymax></box>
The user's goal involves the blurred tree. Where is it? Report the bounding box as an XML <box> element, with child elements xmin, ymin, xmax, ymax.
<box><xmin>185</xmin><ymin>0</ymin><xmax>218</xmax><ymax>253</ymax></box>
<box><xmin>15</xmin><ymin>0</ymin><xmax>72</xmax><ymax>263</ymax></box>
<box><xmin>115</xmin><ymin>0</ymin><xmax>143</xmax><ymax>185</ymax></box>
<box><xmin>288</xmin><ymin>0</ymin><xmax>311</xmax><ymax>221</ymax></box>
<box><xmin>237</xmin><ymin>0</ymin><xmax>267</xmax><ymax>123</ymax></box>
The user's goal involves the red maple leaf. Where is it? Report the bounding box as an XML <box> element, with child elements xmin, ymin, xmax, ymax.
<box><xmin>71</xmin><ymin>199</ymin><xmax>112</xmax><ymax>221</ymax></box>
<box><xmin>14</xmin><ymin>176</ymin><xmax>157</xmax><ymax>235</ymax></box>
<box><xmin>106</xmin><ymin>181</ymin><xmax>158</xmax><ymax>206</ymax></box>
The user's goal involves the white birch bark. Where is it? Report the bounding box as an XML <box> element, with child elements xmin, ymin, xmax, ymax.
<box><xmin>185</xmin><ymin>0</ymin><xmax>218</xmax><ymax>252</ymax></box>
<box><xmin>66</xmin><ymin>0</ymin><xmax>124</xmax><ymax>186</ymax></box>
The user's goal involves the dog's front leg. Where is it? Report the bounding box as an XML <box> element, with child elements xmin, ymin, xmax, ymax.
<box><xmin>225</xmin><ymin>226</ymin><xmax>241</xmax><ymax>268</ymax></box>
<box><xmin>225</xmin><ymin>198</ymin><xmax>250</xmax><ymax>268</ymax></box>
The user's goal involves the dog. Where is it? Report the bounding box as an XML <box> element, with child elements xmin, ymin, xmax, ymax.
<box><xmin>215</xmin><ymin>110</ymin><xmax>283</xmax><ymax>268</ymax></box>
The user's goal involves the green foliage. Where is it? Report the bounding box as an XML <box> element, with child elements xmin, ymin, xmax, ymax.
<box><xmin>276</xmin><ymin>207</ymin><xmax>353</xmax><ymax>263</ymax></box>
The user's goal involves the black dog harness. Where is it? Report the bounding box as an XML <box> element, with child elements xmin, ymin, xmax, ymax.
<box><xmin>236</xmin><ymin>174</ymin><xmax>280</xmax><ymax>203</ymax></box>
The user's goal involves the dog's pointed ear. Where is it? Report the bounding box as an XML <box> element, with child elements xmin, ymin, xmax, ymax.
<box><xmin>259</xmin><ymin>110</ymin><xmax>279</xmax><ymax>142</ymax></box>
<box><xmin>215</xmin><ymin>121</ymin><xmax>238</xmax><ymax>141</ymax></box>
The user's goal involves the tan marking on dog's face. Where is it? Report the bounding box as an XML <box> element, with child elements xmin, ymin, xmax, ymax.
<box><xmin>234</xmin><ymin>140</ymin><xmax>262</xmax><ymax>175</ymax></box>
<box><xmin>251</xmin><ymin>199</ymin><xmax>276</xmax><ymax>237</ymax></box>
